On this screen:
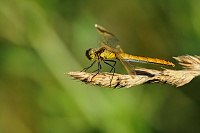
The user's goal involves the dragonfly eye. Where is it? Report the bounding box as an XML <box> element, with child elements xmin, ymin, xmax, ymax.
<box><xmin>86</xmin><ymin>48</ymin><xmax>95</xmax><ymax>60</ymax></box>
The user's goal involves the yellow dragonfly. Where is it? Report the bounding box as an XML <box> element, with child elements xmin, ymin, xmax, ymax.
<box><xmin>82</xmin><ymin>24</ymin><xmax>175</xmax><ymax>84</ymax></box>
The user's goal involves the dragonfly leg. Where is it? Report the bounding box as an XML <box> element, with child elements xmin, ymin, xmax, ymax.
<box><xmin>91</xmin><ymin>61</ymin><xmax>101</xmax><ymax>81</ymax></box>
<box><xmin>104</xmin><ymin>59</ymin><xmax>116</xmax><ymax>72</ymax></box>
<box><xmin>81</xmin><ymin>60</ymin><xmax>97</xmax><ymax>72</ymax></box>
<box><xmin>104</xmin><ymin>61</ymin><xmax>116</xmax><ymax>87</ymax></box>
<box><xmin>92</xmin><ymin>61</ymin><xmax>102</xmax><ymax>73</ymax></box>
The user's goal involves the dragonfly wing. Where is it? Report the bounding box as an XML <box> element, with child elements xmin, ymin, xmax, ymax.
<box><xmin>117</xmin><ymin>54</ymin><xmax>136</xmax><ymax>78</ymax></box>
<box><xmin>95</xmin><ymin>24</ymin><xmax>119</xmax><ymax>49</ymax></box>
<box><xmin>95</xmin><ymin>24</ymin><xmax>135</xmax><ymax>77</ymax></box>
<box><xmin>116</xmin><ymin>45</ymin><xmax>124</xmax><ymax>52</ymax></box>
<box><xmin>121</xmin><ymin>59</ymin><xmax>136</xmax><ymax>79</ymax></box>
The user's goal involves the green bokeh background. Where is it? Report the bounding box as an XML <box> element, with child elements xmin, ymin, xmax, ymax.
<box><xmin>0</xmin><ymin>0</ymin><xmax>200</xmax><ymax>133</ymax></box>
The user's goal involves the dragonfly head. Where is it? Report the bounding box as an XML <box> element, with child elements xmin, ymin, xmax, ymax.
<box><xmin>86</xmin><ymin>48</ymin><xmax>95</xmax><ymax>60</ymax></box>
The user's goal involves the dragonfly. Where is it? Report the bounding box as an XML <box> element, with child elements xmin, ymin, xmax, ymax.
<box><xmin>82</xmin><ymin>24</ymin><xmax>175</xmax><ymax>85</ymax></box>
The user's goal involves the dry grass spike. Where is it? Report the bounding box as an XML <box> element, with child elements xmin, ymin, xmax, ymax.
<box><xmin>66</xmin><ymin>55</ymin><xmax>200</xmax><ymax>88</ymax></box>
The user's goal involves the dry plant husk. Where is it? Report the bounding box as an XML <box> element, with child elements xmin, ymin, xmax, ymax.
<box><xmin>66</xmin><ymin>55</ymin><xmax>200</xmax><ymax>88</ymax></box>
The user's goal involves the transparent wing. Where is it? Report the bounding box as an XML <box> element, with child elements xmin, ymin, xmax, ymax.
<box><xmin>118</xmin><ymin>55</ymin><xmax>136</xmax><ymax>78</ymax></box>
<box><xmin>95</xmin><ymin>24</ymin><xmax>119</xmax><ymax>50</ymax></box>
<box><xmin>95</xmin><ymin>24</ymin><xmax>136</xmax><ymax>78</ymax></box>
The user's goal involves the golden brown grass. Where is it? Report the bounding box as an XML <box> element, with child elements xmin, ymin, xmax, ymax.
<box><xmin>66</xmin><ymin>55</ymin><xmax>200</xmax><ymax>88</ymax></box>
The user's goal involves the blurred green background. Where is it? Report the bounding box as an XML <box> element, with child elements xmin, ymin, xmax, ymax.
<box><xmin>0</xmin><ymin>0</ymin><xmax>200</xmax><ymax>133</ymax></box>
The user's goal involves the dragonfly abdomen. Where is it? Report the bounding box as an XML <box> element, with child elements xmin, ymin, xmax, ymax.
<box><xmin>119</xmin><ymin>53</ymin><xmax>175</xmax><ymax>67</ymax></box>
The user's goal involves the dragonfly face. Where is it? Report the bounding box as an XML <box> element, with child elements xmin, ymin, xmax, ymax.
<box><xmin>86</xmin><ymin>48</ymin><xmax>95</xmax><ymax>61</ymax></box>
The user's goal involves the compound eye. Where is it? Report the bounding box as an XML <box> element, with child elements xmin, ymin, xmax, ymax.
<box><xmin>86</xmin><ymin>48</ymin><xmax>95</xmax><ymax>60</ymax></box>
